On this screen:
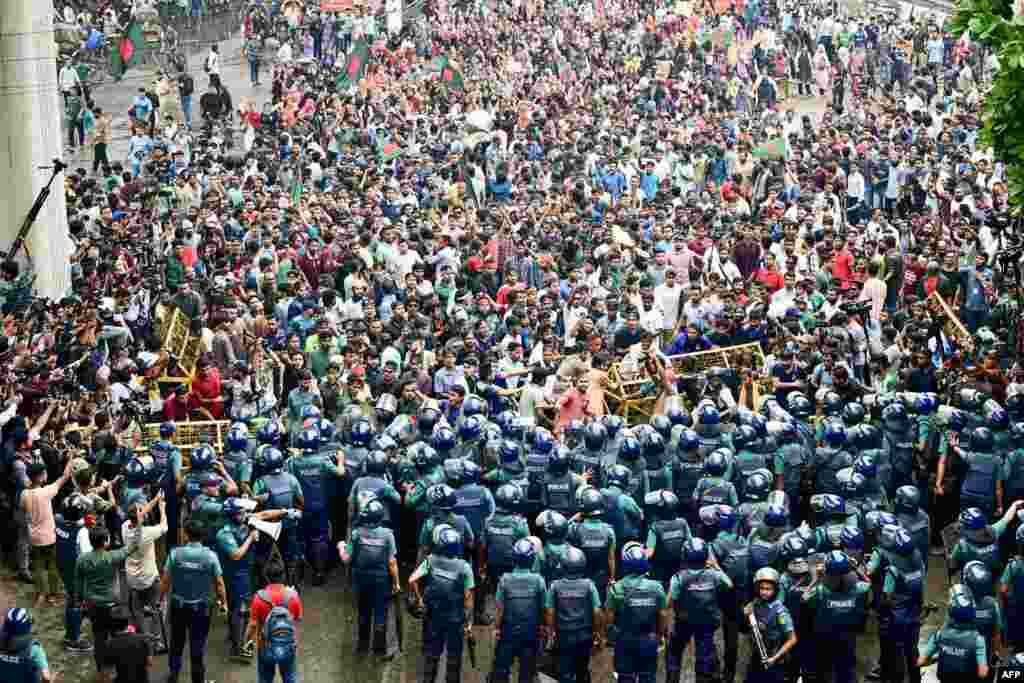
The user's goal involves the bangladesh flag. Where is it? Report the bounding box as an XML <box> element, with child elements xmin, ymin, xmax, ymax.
<box><xmin>440</xmin><ymin>62</ymin><xmax>464</xmax><ymax>91</ymax></box>
<box><xmin>379</xmin><ymin>141</ymin><xmax>403</xmax><ymax>162</ymax></box>
<box><xmin>111</xmin><ymin>21</ymin><xmax>145</xmax><ymax>81</ymax></box>
<box><xmin>336</xmin><ymin>40</ymin><xmax>370</xmax><ymax>91</ymax></box>
<box><xmin>752</xmin><ymin>137</ymin><xmax>787</xmax><ymax>159</ymax></box>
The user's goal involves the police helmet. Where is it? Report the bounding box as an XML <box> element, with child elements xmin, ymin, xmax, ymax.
<box><xmin>262</xmin><ymin>447</ymin><xmax>285</xmax><ymax>472</ymax></box>
<box><xmin>824</xmin><ymin>550</ymin><xmax>851</xmax><ymax>576</ymax></box>
<box><xmin>765</xmin><ymin>504</ymin><xmax>788</xmax><ymax>529</ymax></box>
<box><xmin>948</xmin><ymin>584</ymin><xmax>976</xmax><ymax>623</ymax></box>
<box><xmin>894</xmin><ymin>485</ymin><xmax>921</xmax><ymax>514</ymax></box>
<box><xmin>704</xmin><ymin>450</ymin><xmax>728</xmax><ymax>477</ymax></box>
<box><xmin>683</xmin><ymin>537</ymin><xmax>709</xmax><ymax>565</ymax></box>
<box><xmin>745</xmin><ymin>469</ymin><xmax>773</xmax><ymax>501</ymax></box>
<box><xmin>434</xmin><ymin>524</ymin><xmax>463</xmax><ymax>557</ymax></box>
<box><xmin>619</xmin><ymin>436</ymin><xmax>641</xmax><ymax>461</ymax></box>
<box><xmin>297</xmin><ymin>427</ymin><xmax>321</xmax><ymax>451</ymax></box>
<box><xmin>621</xmin><ymin>541</ymin><xmax>650</xmax><ymax>575</ymax></box>
<box><xmin>513</xmin><ymin>537</ymin><xmax>537</xmax><ymax>568</ymax></box>
<box><xmin>970</xmin><ymin>426</ymin><xmax>995</xmax><ymax>452</ymax></box>
<box><xmin>962</xmin><ymin>560</ymin><xmax>994</xmax><ymax>597</ymax></box>
<box><xmin>495</xmin><ymin>483</ymin><xmax>523</xmax><ymax>512</ymax></box>
<box><xmin>227</xmin><ymin>426</ymin><xmax>249</xmax><ymax>451</ymax></box>
<box><xmin>579</xmin><ymin>486</ymin><xmax>605</xmax><ymax>516</ymax></box>
<box><xmin>960</xmin><ymin>507</ymin><xmax>987</xmax><ymax>531</ymax></box>
<box><xmin>538</xmin><ymin>510</ymin><xmax>569</xmax><ymax>541</ymax></box>
<box><xmin>606</xmin><ymin>464</ymin><xmax>631</xmax><ymax>489</ymax></box>
<box><xmin>190</xmin><ymin>445</ymin><xmax>216</xmax><ymax>471</ymax></box>
<box><xmin>823</xmin><ymin>420</ymin><xmax>847</xmax><ymax>447</ymax></box>
<box><xmin>842</xmin><ymin>402</ymin><xmax>866</xmax><ymax>426</ymax></box>
<box><xmin>584</xmin><ymin>422</ymin><xmax>608</xmax><ymax>450</ymax></box>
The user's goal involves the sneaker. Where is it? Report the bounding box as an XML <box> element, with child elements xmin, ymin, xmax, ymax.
<box><xmin>64</xmin><ymin>639</ymin><xmax>93</xmax><ymax>654</ymax></box>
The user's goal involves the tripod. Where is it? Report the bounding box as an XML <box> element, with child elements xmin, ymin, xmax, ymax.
<box><xmin>3</xmin><ymin>159</ymin><xmax>67</xmax><ymax>261</ymax></box>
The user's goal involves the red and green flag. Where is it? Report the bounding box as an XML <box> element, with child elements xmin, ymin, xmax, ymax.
<box><xmin>111</xmin><ymin>21</ymin><xmax>145</xmax><ymax>81</ymax></box>
<box><xmin>752</xmin><ymin>137</ymin><xmax>787</xmax><ymax>159</ymax></box>
<box><xmin>440</xmin><ymin>61</ymin><xmax>464</xmax><ymax>91</ymax></box>
<box><xmin>336</xmin><ymin>40</ymin><xmax>370</xmax><ymax>90</ymax></box>
<box><xmin>379</xmin><ymin>141</ymin><xmax>403</xmax><ymax>162</ymax></box>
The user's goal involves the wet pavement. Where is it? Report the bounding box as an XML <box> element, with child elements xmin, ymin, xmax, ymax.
<box><xmin>0</xmin><ymin>551</ymin><xmax>951</xmax><ymax>683</ymax></box>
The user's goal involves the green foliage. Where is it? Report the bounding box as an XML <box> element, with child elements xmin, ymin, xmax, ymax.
<box><xmin>953</xmin><ymin>0</ymin><xmax>1024</xmax><ymax>205</ymax></box>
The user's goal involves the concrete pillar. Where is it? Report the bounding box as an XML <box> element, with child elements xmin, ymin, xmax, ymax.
<box><xmin>0</xmin><ymin>2</ymin><xmax>73</xmax><ymax>299</ymax></box>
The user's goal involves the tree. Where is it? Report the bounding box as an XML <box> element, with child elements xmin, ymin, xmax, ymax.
<box><xmin>951</xmin><ymin>0</ymin><xmax>1024</xmax><ymax>204</ymax></box>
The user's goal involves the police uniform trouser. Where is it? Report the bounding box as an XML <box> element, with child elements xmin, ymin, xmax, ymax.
<box><xmin>169</xmin><ymin>600</ymin><xmax>211</xmax><ymax>683</ymax></box>
<box><xmin>745</xmin><ymin>657</ymin><xmax>787</xmax><ymax>683</ymax></box>
<box><xmin>493</xmin><ymin>632</ymin><xmax>538</xmax><ymax>683</ymax></box>
<box><xmin>614</xmin><ymin>632</ymin><xmax>659</xmax><ymax>683</ymax></box>
<box><xmin>225</xmin><ymin>571</ymin><xmax>252</xmax><ymax>654</ymax></box>
<box><xmin>785</xmin><ymin>624</ymin><xmax>815</xmax><ymax>683</ymax></box>
<box><xmin>556</xmin><ymin>631</ymin><xmax>593</xmax><ymax>683</ymax></box>
<box><xmin>301</xmin><ymin>508</ymin><xmax>331</xmax><ymax>577</ymax></box>
<box><xmin>667</xmin><ymin>623</ymin><xmax>718</xmax><ymax>683</ymax></box>
<box><xmin>722</xmin><ymin>610</ymin><xmax>742</xmax><ymax>683</ymax></box>
<box><xmin>422</xmin><ymin>612</ymin><xmax>465</xmax><ymax>683</ymax></box>
<box><xmin>354</xmin><ymin>576</ymin><xmax>391</xmax><ymax>653</ymax></box>
<box><xmin>879</xmin><ymin>616</ymin><xmax>922</xmax><ymax>683</ymax></box>
<box><xmin>813</xmin><ymin>632</ymin><xmax>857</xmax><ymax>683</ymax></box>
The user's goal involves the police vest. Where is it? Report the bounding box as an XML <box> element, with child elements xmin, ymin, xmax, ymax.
<box><xmin>974</xmin><ymin>595</ymin><xmax>998</xmax><ymax>653</ymax></box>
<box><xmin>960</xmin><ymin>531</ymin><xmax>1000</xmax><ymax>574</ymax></box>
<box><xmin>552</xmin><ymin>577</ymin><xmax>595</xmax><ymax>634</ymax></box>
<box><xmin>619</xmin><ymin>579</ymin><xmax>661</xmax><ymax>635</ymax></box>
<box><xmin>55</xmin><ymin>515</ymin><xmax>80</xmax><ymax>576</ymax></box>
<box><xmin>713</xmin><ymin>536</ymin><xmax>751</xmax><ymax>601</ymax></box>
<box><xmin>735</xmin><ymin>451</ymin><xmax>767</xmax><ymax>496</ymax></box>
<box><xmin>749</xmin><ymin>533</ymin><xmax>780</xmax><ymax>573</ymax></box>
<box><xmin>170</xmin><ymin>545</ymin><xmax>215</xmax><ymax>605</ymax></box>
<box><xmin>294</xmin><ymin>457</ymin><xmax>328</xmax><ymax>512</ymax></box>
<box><xmin>223</xmin><ymin>449</ymin><xmax>250</xmax><ymax>484</ymax></box>
<box><xmin>625</xmin><ymin>460</ymin><xmax>645</xmax><ymax>499</ymax></box>
<box><xmin>424</xmin><ymin>554</ymin><xmax>466</xmax><ymax>622</ymax></box>
<box><xmin>573</xmin><ymin>522</ymin><xmax>613</xmax><ymax>580</ymax></box>
<box><xmin>525</xmin><ymin>452</ymin><xmax>550</xmax><ymax>502</ymax></box>
<box><xmin>819</xmin><ymin>522</ymin><xmax>845</xmax><ymax>551</ymax></box>
<box><xmin>815</xmin><ymin>584</ymin><xmax>867</xmax><ymax>633</ymax></box>
<box><xmin>961</xmin><ymin>451</ymin><xmax>998</xmax><ymax>503</ymax></box>
<box><xmin>645</xmin><ymin>463</ymin><xmax>671</xmax><ymax>494</ymax></box>
<box><xmin>782</xmin><ymin>573</ymin><xmax>813</xmax><ymax>630</ymax></box>
<box><xmin>602</xmin><ymin>487</ymin><xmax>627</xmax><ymax>543</ymax></box>
<box><xmin>454</xmin><ymin>484</ymin><xmax>488</xmax><ymax>536</ymax></box>
<box><xmin>752</xmin><ymin>600</ymin><xmax>787</xmax><ymax>652</ymax></box>
<box><xmin>896</xmin><ymin>511</ymin><xmax>930</xmax><ymax>566</ymax></box>
<box><xmin>1005</xmin><ymin>450</ymin><xmax>1024</xmax><ymax>500</ymax></box>
<box><xmin>353</xmin><ymin>526</ymin><xmax>391</xmax><ymax>582</ymax></box>
<box><xmin>740</xmin><ymin>502</ymin><xmax>768</xmax><ymax>536</ymax></box>
<box><xmin>0</xmin><ymin>636</ymin><xmax>37</xmax><ymax>683</ymax></box>
<box><xmin>545</xmin><ymin>473</ymin><xmax>575</xmax><ymax>516</ymax></box>
<box><xmin>697</xmin><ymin>434</ymin><xmax>725</xmax><ymax>459</ymax></box>
<box><xmin>652</xmin><ymin>518</ymin><xmax>689</xmax><ymax>573</ymax></box>
<box><xmin>814</xmin><ymin>447</ymin><xmax>852</xmax><ymax>495</ymax></box>
<box><xmin>501</xmin><ymin>572</ymin><xmax>544</xmax><ymax>639</ymax></box>
<box><xmin>1007</xmin><ymin>559</ymin><xmax>1024</xmax><ymax>625</ymax></box>
<box><xmin>887</xmin><ymin>551</ymin><xmax>924</xmax><ymax>617</ymax></box>
<box><xmin>936</xmin><ymin>626</ymin><xmax>977</xmax><ymax>678</ymax></box>
<box><xmin>485</xmin><ymin>514</ymin><xmax>521</xmax><ymax>572</ymax></box>
<box><xmin>574</xmin><ymin>450</ymin><xmax>605</xmax><ymax>489</ymax></box>
<box><xmin>885</xmin><ymin>427</ymin><xmax>917</xmax><ymax>475</ymax></box>
<box><xmin>697</xmin><ymin>477</ymin><xmax>733</xmax><ymax>506</ymax></box>
<box><xmin>674</xmin><ymin>460</ymin><xmax>704</xmax><ymax>502</ymax></box>
<box><xmin>674</xmin><ymin>569</ymin><xmax>720</xmax><ymax>626</ymax></box>
<box><xmin>261</xmin><ymin>472</ymin><xmax>295</xmax><ymax>509</ymax></box>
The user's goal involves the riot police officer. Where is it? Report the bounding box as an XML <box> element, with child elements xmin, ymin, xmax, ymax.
<box><xmin>418</xmin><ymin>484</ymin><xmax>475</xmax><ymax>564</ymax></box>
<box><xmin>666</xmin><ymin>537</ymin><xmax>732</xmax><ymax>683</ymax></box>
<box><xmin>253</xmin><ymin>447</ymin><xmax>304</xmax><ymax>586</ymax></box>
<box><xmin>410</xmin><ymin>524</ymin><xmax>475</xmax><ymax>683</ymax></box>
<box><xmin>746</xmin><ymin>568</ymin><xmax>798</xmax><ymax>683</ymax></box>
<box><xmin>523</xmin><ymin>428</ymin><xmax>556</xmax><ymax>526</ymax></box>
<box><xmin>216</xmin><ymin>498</ymin><xmax>263</xmax><ymax>660</ymax></box>
<box><xmin>543</xmin><ymin>447</ymin><xmax>585</xmax><ymax>519</ymax></box>
<box><xmin>710</xmin><ymin>505</ymin><xmax>751</xmax><ymax>683</ymax></box>
<box><xmin>749</xmin><ymin>504</ymin><xmax>788</xmax><ymax>574</ymax></box>
<box><xmin>618</xmin><ymin>435</ymin><xmax>646</xmax><ymax>499</ymax></box>
<box><xmin>350</xmin><ymin>450</ymin><xmax>403</xmax><ymax>531</ymax></box>
<box><xmin>159</xmin><ymin>519</ymin><xmax>229</xmax><ymax>683</ymax></box>
<box><xmin>941</xmin><ymin>427</ymin><xmax>1002</xmax><ymax>519</ymax></box>
<box><xmin>492</xmin><ymin>538</ymin><xmax>547</xmax><ymax>683</ymax></box>
<box><xmin>341</xmin><ymin>498</ymin><xmax>401</xmax><ymax>658</ymax></box>
<box><xmin>602</xmin><ymin>464</ymin><xmax>643</xmax><ymax>564</ymax></box>
<box><xmin>642</xmin><ymin>429</ymin><xmax>673</xmax><ymax>496</ymax></box>
<box><xmin>963</xmin><ymin>560</ymin><xmax>1002</xmax><ymax>672</ymax></box>
<box><xmin>223</xmin><ymin>425</ymin><xmax>254</xmax><ymax>497</ymax></box>
<box><xmin>882</xmin><ymin>402</ymin><xmax>921</xmax><ymax>499</ymax></box>
<box><xmin>536</xmin><ymin>510</ymin><xmax>574</xmax><ymax>584</ymax></box>
<box><xmin>55</xmin><ymin>493</ymin><xmax>92</xmax><ymax>653</ymax></box>
<box><xmin>574</xmin><ymin>422</ymin><xmax>608</xmax><ymax>490</ymax></box>
<box><xmin>644</xmin><ymin>490</ymin><xmax>690</xmax><ymax>588</ymax></box>
<box><xmin>916</xmin><ymin>584</ymin><xmax>990</xmax><ymax>681</ymax></box>
<box><xmin>894</xmin><ymin>485</ymin><xmax>931</xmax><ymax>573</ymax></box>
<box><xmin>288</xmin><ymin>426</ymin><xmax>345</xmax><ymax>585</ymax></box>
<box><xmin>545</xmin><ymin>546</ymin><xmax>602</xmax><ymax>683</ymax></box>
<box><xmin>778</xmin><ymin>535</ymin><xmax>814</xmax><ymax>683</ymax></box>
<box><xmin>693</xmin><ymin>450</ymin><xmax>739</xmax><ymax>526</ymax></box>
<box><xmin>569</xmin><ymin>486</ymin><xmax>617</xmax><ymax>605</ymax></box>
<box><xmin>810</xmin><ymin>420</ymin><xmax>853</xmax><ymax>496</ymax></box>
<box><xmin>814</xmin><ymin>494</ymin><xmax>851</xmax><ymax>554</ymax></box>
<box><xmin>951</xmin><ymin>503</ymin><xmax>1022</xmax><ymax>578</ymax></box>
<box><xmin>802</xmin><ymin>550</ymin><xmax>870</xmax><ymax>683</ymax></box>
<box><xmin>152</xmin><ymin>422</ymin><xmax>184</xmax><ymax>548</ymax></box>
<box><xmin>877</xmin><ymin>525</ymin><xmax>925</xmax><ymax>683</ymax></box>
<box><xmin>673</xmin><ymin>429</ymin><xmax>704</xmax><ymax>529</ymax></box>
<box><xmin>0</xmin><ymin>608</ymin><xmax>52</xmax><ymax>682</ymax></box>
<box><xmin>481</xmin><ymin>484</ymin><xmax>530</xmax><ymax>621</ymax></box>
<box><xmin>776</xmin><ymin>421</ymin><xmax>807</xmax><ymax>526</ymax></box>
<box><xmin>605</xmin><ymin>542</ymin><xmax>668</xmax><ymax>683</ymax></box>
<box><xmin>452</xmin><ymin>459</ymin><xmax>494</xmax><ymax>623</ymax></box>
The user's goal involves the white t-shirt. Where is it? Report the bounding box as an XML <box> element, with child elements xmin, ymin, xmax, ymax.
<box><xmin>121</xmin><ymin>519</ymin><xmax>168</xmax><ymax>590</ymax></box>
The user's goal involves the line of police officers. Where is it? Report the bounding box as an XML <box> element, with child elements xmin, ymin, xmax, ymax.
<box><xmin>15</xmin><ymin>385</ymin><xmax>1024</xmax><ymax>683</ymax></box>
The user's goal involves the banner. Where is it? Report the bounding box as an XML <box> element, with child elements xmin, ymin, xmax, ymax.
<box><xmin>322</xmin><ymin>0</ymin><xmax>354</xmax><ymax>10</ymax></box>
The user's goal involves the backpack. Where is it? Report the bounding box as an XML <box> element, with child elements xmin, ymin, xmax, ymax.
<box><xmin>259</xmin><ymin>588</ymin><xmax>297</xmax><ymax>662</ymax></box>
<box><xmin>180</xmin><ymin>75</ymin><xmax>194</xmax><ymax>97</ymax></box>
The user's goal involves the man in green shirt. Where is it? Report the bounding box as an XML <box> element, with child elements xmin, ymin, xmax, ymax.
<box><xmin>76</xmin><ymin>526</ymin><xmax>140</xmax><ymax>674</ymax></box>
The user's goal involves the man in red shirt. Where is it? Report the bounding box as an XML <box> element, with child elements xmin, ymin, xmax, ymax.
<box><xmin>191</xmin><ymin>358</ymin><xmax>224</xmax><ymax>419</ymax></box>
<box><xmin>162</xmin><ymin>385</ymin><xmax>196</xmax><ymax>422</ymax></box>
<box><xmin>753</xmin><ymin>253</ymin><xmax>785</xmax><ymax>293</ymax></box>
<box><xmin>247</xmin><ymin>564</ymin><xmax>303</xmax><ymax>682</ymax></box>
<box><xmin>830</xmin><ymin>236</ymin><xmax>854</xmax><ymax>287</ymax></box>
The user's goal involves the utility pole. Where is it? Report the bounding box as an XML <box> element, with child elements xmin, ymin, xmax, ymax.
<box><xmin>0</xmin><ymin>1</ymin><xmax>73</xmax><ymax>299</ymax></box>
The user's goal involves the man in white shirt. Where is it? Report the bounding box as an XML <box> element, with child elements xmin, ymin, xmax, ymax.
<box><xmin>654</xmin><ymin>270</ymin><xmax>683</xmax><ymax>341</ymax></box>
<box><xmin>121</xmin><ymin>492</ymin><xmax>167</xmax><ymax>650</ymax></box>
<box><xmin>205</xmin><ymin>45</ymin><xmax>221</xmax><ymax>85</ymax></box>
<box><xmin>769</xmin><ymin>272</ymin><xmax>799</xmax><ymax>319</ymax></box>
<box><xmin>59</xmin><ymin>63</ymin><xmax>82</xmax><ymax>102</ymax></box>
